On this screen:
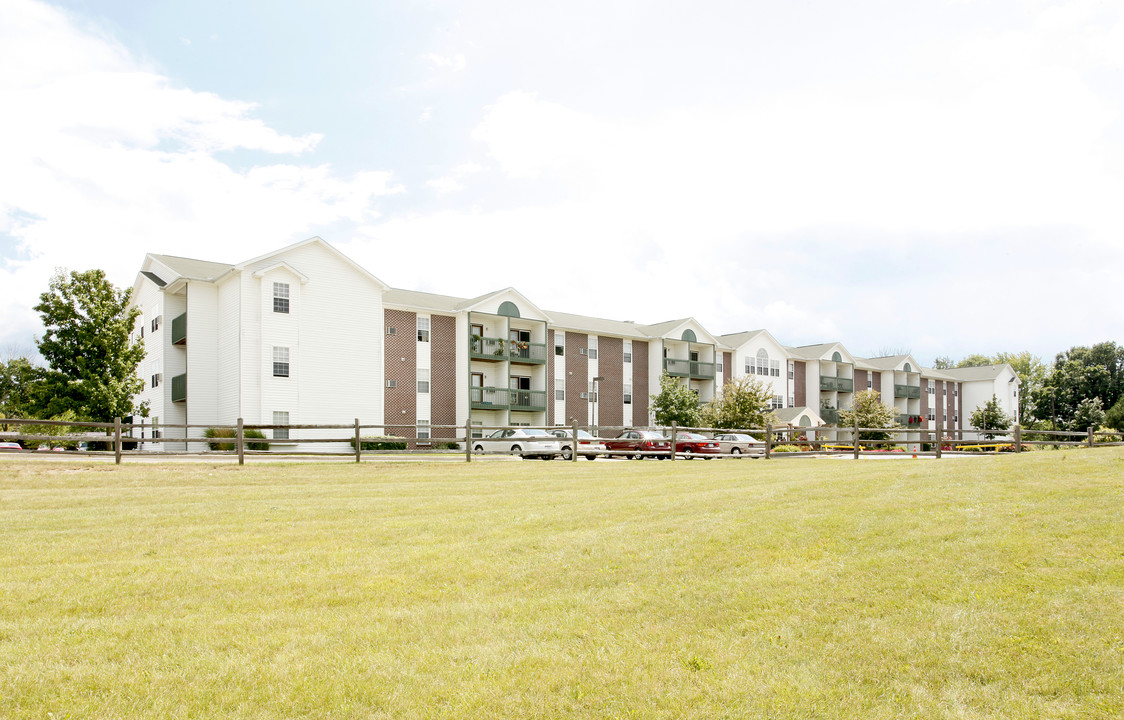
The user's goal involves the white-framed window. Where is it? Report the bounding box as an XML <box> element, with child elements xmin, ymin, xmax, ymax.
<box><xmin>555</xmin><ymin>345</ymin><xmax>564</xmax><ymax>356</ymax></box>
<box><xmin>416</xmin><ymin>316</ymin><xmax>430</xmax><ymax>343</ymax></box>
<box><xmin>928</xmin><ymin>409</ymin><xmax>935</xmax><ymax>421</ymax></box>
<box><xmin>555</xmin><ymin>379</ymin><xmax>565</xmax><ymax>402</ymax></box>
<box><xmin>757</xmin><ymin>349</ymin><xmax>769</xmax><ymax>376</ymax></box>
<box><xmin>471</xmin><ymin>420</ymin><xmax>483</xmax><ymax>439</ymax></box>
<box><xmin>788</xmin><ymin>395</ymin><xmax>795</xmax><ymax>407</ymax></box>
<box><xmin>943</xmin><ymin>386</ymin><xmax>947</xmax><ymax>396</ymax></box>
<box><xmin>867</xmin><ymin>377</ymin><xmax>873</xmax><ymax>390</ymax></box>
<box><xmin>588</xmin><ymin>348</ymin><xmax>598</xmax><ymax>360</ymax></box>
<box><xmin>769</xmin><ymin>394</ymin><xmax>784</xmax><ymax>410</ymax></box>
<box><xmin>151</xmin><ymin>315</ymin><xmax>162</xmax><ymax>332</ymax></box>
<box><xmin>717</xmin><ymin>359</ymin><xmax>724</xmax><ymax>373</ymax></box>
<box><xmin>770</xmin><ymin>359</ymin><xmax>781</xmax><ymax>377</ymax></box>
<box><xmin>273</xmin><ymin>282</ymin><xmax>290</xmax><ymax>314</ymax></box>
<box><xmin>788</xmin><ymin>362</ymin><xmax>795</xmax><ymax>380</ymax></box>
<box><xmin>417</xmin><ymin>420</ymin><xmax>430</xmax><ymax>440</ymax></box>
<box><xmin>150</xmin><ymin>359</ymin><xmax>161</xmax><ymax>389</ymax></box>
<box><xmin>624</xmin><ymin>383</ymin><xmax>632</xmax><ymax>404</ymax></box>
<box><xmin>745</xmin><ymin>359</ymin><xmax>753</xmax><ymax>374</ymax></box>
<box><xmin>273</xmin><ymin>411</ymin><xmax>289</xmax><ymax>440</ymax></box>
<box><xmin>954</xmin><ymin>388</ymin><xmax>958</xmax><ymax>397</ymax></box>
<box><xmin>417</xmin><ymin>369</ymin><xmax>430</xmax><ymax>394</ymax></box>
<box><xmin>624</xmin><ymin>351</ymin><xmax>632</xmax><ymax>363</ymax></box>
<box><xmin>624</xmin><ymin>340</ymin><xmax>632</xmax><ymax>363</ymax></box>
<box><xmin>272</xmin><ymin>347</ymin><xmax>289</xmax><ymax>377</ymax></box>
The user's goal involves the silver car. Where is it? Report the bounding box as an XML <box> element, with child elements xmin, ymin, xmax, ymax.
<box><xmin>547</xmin><ymin>429</ymin><xmax>606</xmax><ymax>460</ymax></box>
<box><xmin>713</xmin><ymin>433</ymin><xmax>765</xmax><ymax>458</ymax></box>
<box><xmin>472</xmin><ymin>429</ymin><xmax>562</xmax><ymax>459</ymax></box>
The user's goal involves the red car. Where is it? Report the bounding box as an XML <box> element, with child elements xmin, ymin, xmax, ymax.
<box><xmin>673</xmin><ymin>432</ymin><xmax>721</xmax><ymax>458</ymax></box>
<box><xmin>603</xmin><ymin>430</ymin><xmax>671</xmax><ymax>459</ymax></box>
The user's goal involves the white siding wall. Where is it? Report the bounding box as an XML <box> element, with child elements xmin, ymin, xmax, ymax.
<box><xmin>185</xmin><ymin>282</ymin><xmax>220</xmax><ymax>450</ymax></box>
<box><xmin>216</xmin><ymin>275</ymin><xmax>241</xmax><ymax>421</ymax></box>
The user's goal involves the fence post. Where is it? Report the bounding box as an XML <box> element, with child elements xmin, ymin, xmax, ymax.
<box><xmin>764</xmin><ymin>423</ymin><xmax>772</xmax><ymax>459</ymax></box>
<box><xmin>853</xmin><ymin>415</ymin><xmax>860</xmax><ymax>460</ymax></box>
<box><xmin>1088</xmin><ymin>426</ymin><xmax>1095</xmax><ymax>448</ymax></box>
<box><xmin>354</xmin><ymin>418</ymin><xmax>361</xmax><ymax>463</ymax></box>
<box><xmin>1014</xmin><ymin>423</ymin><xmax>1022</xmax><ymax>453</ymax></box>
<box><xmin>114</xmin><ymin>415</ymin><xmax>121</xmax><ymax>467</ymax></box>
<box><xmin>237</xmin><ymin>418</ymin><xmax>245</xmax><ymax>465</ymax></box>
<box><xmin>669</xmin><ymin>423</ymin><xmax>676</xmax><ymax>461</ymax></box>
<box><xmin>465</xmin><ymin>421</ymin><xmax>472</xmax><ymax>463</ymax></box>
<box><xmin>571</xmin><ymin>420</ymin><xmax>579</xmax><ymax>463</ymax></box>
<box><xmin>935</xmin><ymin>420</ymin><xmax>943</xmax><ymax>460</ymax></box>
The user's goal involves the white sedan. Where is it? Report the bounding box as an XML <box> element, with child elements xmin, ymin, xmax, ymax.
<box><xmin>548</xmin><ymin>429</ymin><xmax>607</xmax><ymax>460</ymax></box>
<box><xmin>472</xmin><ymin>429</ymin><xmax>562</xmax><ymax>459</ymax></box>
<box><xmin>713</xmin><ymin>433</ymin><xmax>766</xmax><ymax>458</ymax></box>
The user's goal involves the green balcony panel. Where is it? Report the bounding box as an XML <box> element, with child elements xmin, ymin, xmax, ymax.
<box><xmin>820</xmin><ymin>407</ymin><xmax>840</xmax><ymax>425</ymax></box>
<box><xmin>690</xmin><ymin>361</ymin><xmax>716</xmax><ymax>380</ymax></box>
<box><xmin>509</xmin><ymin>341</ymin><xmax>547</xmax><ymax>365</ymax></box>
<box><xmin>894</xmin><ymin>384</ymin><xmax>921</xmax><ymax>399</ymax></box>
<box><xmin>171</xmin><ymin>373</ymin><xmax>187</xmax><ymax>403</ymax></box>
<box><xmin>664</xmin><ymin>358</ymin><xmax>691</xmax><ymax>377</ymax></box>
<box><xmin>509</xmin><ymin>389</ymin><xmax>547</xmax><ymax>412</ymax></box>
<box><xmin>470</xmin><ymin>336</ymin><xmax>508</xmax><ymax>362</ymax></box>
<box><xmin>171</xmin><ymin>313</ymin><xmax>187</xmax><ymax>345</ymax></box>
<box><xmin>470</xmin><ymin>386</ymin><xmax>510</xmax><ymax>410</ymax></box>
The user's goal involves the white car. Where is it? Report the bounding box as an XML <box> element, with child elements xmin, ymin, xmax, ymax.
<box><xmin>713</xmin><ymin>433</ymin><xmax>765</xmax><ymax>458</ymax></box>
<box><xmin>472</xmin><ymin>429</ymin><xmax>562</xmax><ymax>459</ymax></box>
<box><xmin>548</xmin><ymin>429</ymin><xmax>606</xmax><ymax>460</ymax></box>
<box><xmin>0</xmin><ymin>441</ymin><xmax>24</xmax><ymax>452</ymax></box>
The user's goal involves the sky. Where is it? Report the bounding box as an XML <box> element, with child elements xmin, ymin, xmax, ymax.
<box><xmin>2</xmin><ymin>0</ymin><xmax>1122</xmax><ymax>366</ymax></box>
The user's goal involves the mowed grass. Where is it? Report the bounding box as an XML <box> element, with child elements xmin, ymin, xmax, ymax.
<box><xmin>1</xmin><ymin>451</ymin><xmax>1122</xmax><ymax>719</ymax></box>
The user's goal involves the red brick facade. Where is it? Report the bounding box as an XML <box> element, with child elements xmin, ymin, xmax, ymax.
<box><xmin>723</xmin><ymin>351</ymin><xmax>732</xmax><ymax>385</ymax></box>
<box><xmin>565</xmin><ymin>332</ymin><xmax>588</xmax><ymax>426</ymax></box>
<box><xmin>383</xmin><ymin>309</ymin><xmax>417</xmax><ymax>440</ymax></box>
<box><xmin>794</xmin><ymin>361</ymin><xmax>806</xmax><ymax>406</ymax></box>
<box><xmin>430</xmin><ymin>314</ymin><xmax>457</xmax><ymax>439</ymax></box>
<box><xmin>598</xmin><ymin>336</ymin><xmax>624</xmax><ymax>427</ymax></box>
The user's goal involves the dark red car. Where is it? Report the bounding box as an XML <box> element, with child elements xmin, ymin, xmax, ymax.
<box><xmin>603</xmin><ymin>430</ymin><xmax>671</xmax><ymax>459</ymax></box>
<box><xmin>673</xmin><ymin>432</ymin><xmax>721</xmax><ymax>458</ymax></box>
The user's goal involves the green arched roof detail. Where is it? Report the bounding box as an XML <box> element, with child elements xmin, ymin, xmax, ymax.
<box><xmin>798</xmin><ymin>416</ymin><xmax>811</xmax><ymax>427</ymax></box>
<box><xmin>904</xmin><ymin>362</ymin><xmax>912</xmax><ymax>372</ymax></box>
<box><xmin>497</xmin><ymin>301</ymin><xmax>520</xmax><ymax>318</ymax></box>
<box><xmin>681</xmin><ymin>329</ymin><xmax>697</xmax><ymax>342</ymax></box>
<box><xmin>831</xmin><ymin>351</ymin><xmax>842</xmax><ymax>362</ymax></box>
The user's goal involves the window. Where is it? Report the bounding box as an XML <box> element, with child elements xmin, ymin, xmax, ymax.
<box><xmin>943</xmin><ymin>386</ymin><xmax>947</xmax><ymax>396</ymax></box>
<box><xmin>624</xmin><ymin>352</ymin><xmax>632</xmax><ymax>363</ymax></box>
<box><xmin>954</xmin><ymin>388</ymin><xmax>958</xmax><ymax>397</ymax></box>
<box><xmin>273</xmin><ymin>411</ymin><xmax>289</xmax><ymax>440</ymax></box>
<box><xmin>770</xmin><ymin>360</ymin><xmax>781</xmax><ymax>377</ymax></box>
<box><xmin>151</xmin><ymin>315</ymin><xmax>162</xmax><ymax>332</ymax></box>
<box><xmin>580</xmin><ymin>391</ymin><xmax>589</xmax><ymax>399</ymax></box>
<box><xmin>867</xmin><ymin>377</ymin><xmax>873</xmax><ymax>390</ymax></box>
<box><xmin>555</xmin><ymin>345</ymin><xmax>564</xmax><ymax>356</ymax></box>
<box><xmin>386</xmin><ymin>379</ymin><xmax>397</xmax><ymax>388</ymax></box>
<box><xmin>386</xmin><ymin>326</ymin><xmax>397</xmax><ymax>335</ymax></box>
<box><xmin>756</xmin><ymin>349</ymin><xmax>769</xmax><ymax>376</ymax></box>
<box><xmin>555</xmin><ymin>379</ymin><xmax>565</xmax><ymax>402</ymax></box>
<box><xmin>788</xmin><ymin>362</ymin><xmax>795</xmax><ymax>380</ymax></box>
<box><xmin>624</xmin><ymin>341</ymin><xmax>632</xmax><ymax>363</ymax></box>
<box><xmin>150</xmin><ymin>359</ymin><xmax>161</xmax><ymax>388</ymax></box>
<box><xmin>416</xmin><ymin>316</ymin><xmax>430</xmax><ymax>343</ymax></box>
<box><xmin>417</xmin><ymin>369</ymin><xmax>430</xmax><ymax>394</ymax></box>
<box><xmin>272</xmin><ymin>347</ymin><xmax>289</xmax><ymax>377</ymax></box>
<box><xmin>417</xmin><ymin>420</ymin><xmax>430</xmax><ymax>440</ymax></box>
<box><xmin>769</xmin><ymin>394</ymin><xmax>784</xmax><ymax>410</ymax></box>
<box><xmin>624</xmin><ymin>383</ymin><xmax>632</xmax><ymax>404</ymax></box>
<box><xmin>745</xmin><ymin>359</ymin><xmax>753</xmax><ymax>375</ymax></box>
<box><xmin>928</xmin><ymin>409</ymin><xmax>935</xmax><ymax>421</ymax></box>
<box><xmin>588</xmin><ymin>348</ymin><xmax>598</xmax><ymax>360</ymax></box>
<box><xmin>273</xmin><ymin>283</ymin><xmax>290</xmax><ymax>314</ymax></box>
<box><xmin>788</xmin><ymin>395</ymin><xmax>795</xmax><ymax>407</ymax></box>
<box><xmin>717</xmin><ymin>359</ymin><xmax>723</xmax><ymax>373</ymax></box>
<box><xmin>471</xmin><ymin>420</ymin><xmax>483</xmax><ymax>439</ymax></box>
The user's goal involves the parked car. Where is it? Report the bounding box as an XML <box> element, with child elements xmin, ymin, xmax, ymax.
<box><xmin>547</xmin><ymin>429</ymin><xmax>606</xmax><ymax>460</ymax></box>
<box><xmin>472</xmin><ymin>429</ymin><xmax>562</xmax><ymax>459</ymax></box>
<box><xmin>713</xmin><ymin>433</ymin><xmax>765</xmax><ymax>458</ymax></box>
<box><xmin>673</xmin><ymin>431</ymin><xmax>721</xmax><ymax>458</ymax></box>
<box><xmin>603</xmin><ymin>430</ymin><xmax>672</xmax><ymax>459</ymax></box>
<box><xmin>0</xmin><ymin>441</ymin><xmax>24</xmax><ymax>452</ymax></box>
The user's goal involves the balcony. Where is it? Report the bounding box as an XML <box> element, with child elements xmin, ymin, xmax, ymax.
<box><xmin>895</xmin><ymin>384</ymin><xmax>921</xmax><ymax>399</ymax></box>
<box><xmin>896</xmin><ymin>414</ymin><xmax>924</xmax><ymax>428</ymax></box>
<box><xmin>508</xmin><ymin>341</ymin><xmax>547</xmax><ymax>365</ymax></box>
<box><xmin>664</xmin><ymin>358</ymin><xmax>690</xmax><ymax>377</ymax></box>
<box><xmin>820</xmin><ymin>407</ymin><xmax>840</xmax><ymax>425</ymax></box>
<box><xmin>690</xmin><ymin>361</ymin><xmax>715</xmax><ymax>380</ymax></box>
<box><xmin>470</xmin><ymin>386</ymin><xmax>509</xmax><ymax>410</ymax></box>
<box><xmin>171</xmin><ymin>373</ymin><xmax>187</xmax><ymax>403</ymax></box>
<box><xmin>470</xmin><ymin>336</ymin><xmax>509</xmax><ymax>362</ymax></box>
<box><xmin>509</xmin><ymin>389</ymin><xmax>547</xmax><ymax>412</ymax></box>
<box><xmin>820</xmin><ymin>376</ymin><xmax>855</xmax><ymax>392</ymax></box>
<box><xmin>171</xmin><ymin>313</ymin><xmax>187</xmax><ymax>345</ymax></box>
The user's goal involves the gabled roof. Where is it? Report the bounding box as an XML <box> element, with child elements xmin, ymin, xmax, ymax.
<box><xmin>774</xmin><ymin>406</ymin><xmax>825</xmax><ymax>426</ymax></box>
<box><xmin>786</xmin><ymin>342</ymin><xmax>854</xmax><ymax>363</ymax></box>
<box><xmin>148</xmin><ymin>254</ymin><xmax>235</xmax><ymax>282</ymax></box>
<box><xmin>637</xmin><ymin>317</ymin><xmax>720</xmax><ymax>345</ymax></box>
<box><xmin>857</xmin><ymin>354</ymin><xmax>922</xmax><ymax>373</ymax></box>
<box><xmin>383</xmin><ymin>287</ymin><xmax>467</xmax><ymax>313</ymax></box>
<box><xmin>718</xmin><ymin>328</ymin><xmax>787</xmax><ymax>353</ymax></box>
<box><xmin>237</xmin><ymin>236</ymin><xmax>389</xmax><ymax>291</ymax></box>
<box><xmin>938</xmin><ymin>364</ymin><xmax>1018</xmax><ymax>383</ymax></box>
<box><xmin>543</xmin><ymin>310</ymin><xmax>652</xmax><ymax>338</ymax></box>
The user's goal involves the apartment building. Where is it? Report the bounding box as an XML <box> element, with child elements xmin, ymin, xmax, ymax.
<box><xmin>130</xmin><ymin>237</ymin><xmax>1019</xmax><ymax>450</ymax></box>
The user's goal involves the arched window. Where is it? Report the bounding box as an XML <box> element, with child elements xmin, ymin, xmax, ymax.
<box><xmin>903</xmin><ymin>362</ymin><xmax>912</xmax><ymax>373</ymax></box>
<box><xmin>756</xmin><ymin>348</ymin><xmax>769</xmax><ymax>376</ymax></box>
<box><xmin>681</xmin><ymin>329</ymin><xmax>697</xmax><ymax>342</ymax></box>
<box><xmin>497</xmin><ymin>301</ymin><xmax>520</xmax><ymax>318</ymax></box>
<box><xmin>832</xmin><ymin>351</ymin><xmax>842</xmax><ymax>362</ymax></box>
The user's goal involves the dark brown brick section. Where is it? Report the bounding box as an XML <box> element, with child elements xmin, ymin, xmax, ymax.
<box><xmin>384</xmin><ymin>309</ymin><xmax>417</xmax><ymax>443</ymax></box>
<box><xmin>723</xmin><ymin>352</ymin><xmax>732</xmax><ymax>385</ymax></box>
<box><xmin>430</xmin><ymin>314</ymin><xmax>457</xmax><ymax>439</ymax></box>
<box><xmin>854</xmin><ymin>370</ymin><xmax>867</xmax><ymax>394</ymax></box>
<box><xmin>872</xmin><ymin>372</ymin><xmax>882</xmax><ymax>396</ymax></box>
<box><xmin>633</xmin><ymin>341</ymin><xmax>649</xmax><ymax>426</ymax></box>
<box><xmin>794</xmin><ymin>361</ymin><xmax>806</xmax><ymax>406</ymax></box>
<box><xmin>598</xmin><ymin>337</ymin><xmax>623</xmax><ymax>427</ymax></box>
<box><xmin>565</xmin><ymin>332</ymin><xmax>588</xmax><ymax>426</ymax></box>
<box><xmin>547</xmin><ymin>330</ymin><xmax>555</xmax><ymax>424</ymax></box>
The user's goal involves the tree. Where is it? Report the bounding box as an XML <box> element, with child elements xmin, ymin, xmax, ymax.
<box><xmin>0</xmin><ymin>357</ymin><xmax>44</xmax><ymax>427</ymax></box>
<box><xmin>956</xmin><ymin>354</ymin><xmax>994</xmax><ymax>368</ymax></box>
<box><xmin>1105</xmin><ymin>397</ymin><xmax>1124</xmax><ymax>433</ymax></box>
<box><xmin>969</xmin><ymin>395</ymin><xmax>1012</xmax><ymax>439</ymax></box>
<box><xmin>993</xmin><ymin>351</ymin><xmax>1047</xmax><ymax>424</ymax></box>
<box><xmin>700</xmin><ymin>374</ymin><xmax>775</xmax><ymax>430</ymax></box>
<box><xmin>1036</xmin><ymin>342</ymin><xmax>1124</xmax><ymax>429</ymax></box>
<box><xmin>33</xmin><ymin>269</ymin><xmax>146</xmax><ymax>422</ymax></box>
<box><xmin>838</xmin><ymin>390</ymin><xmax>898</xmax><ymax>443</ymax></box>
<box><xmin>650</xmin><ymin>372</ymin><xmax>702</xmax><ymax>427</ymax></box>
<box><xmin>1070</xmin><ymin>397</ymin><xmax>1106</xmax><ymax>432</ymax></box>
<box><xmin>932</xmin><ymin>356</ymin><xmax>954</xmax><ymax>370</ymax></box>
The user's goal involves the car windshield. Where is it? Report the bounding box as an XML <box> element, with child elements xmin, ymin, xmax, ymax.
<box><xmin>525</xmin><ymin>429</ymin><xmax>549</xmax><ymax>436</ymax></box>
<box><xmin>679</xmin><ymin>432</ymin><xmax>704</xmax><ymax>439</ymax></box>
<box><xmin>638</xmin><ymin>432</ymin><xmax>665</xmax><ymax>439</ymax></box>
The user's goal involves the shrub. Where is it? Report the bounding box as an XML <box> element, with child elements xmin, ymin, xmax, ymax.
<box><xmin>351</xmin><ymin>437</ymin><xmax>407</xmax><ymax>451</ymax></box>
<box><xmin>771</xmin><ymin>444</ymin><xmax>802</xmax><ymax>453</ymax></box>
<box><xmin>1094</xmin><ymin>426</ymin><xmax>1122</xmax><ymax>444</ymax></box>
<box><xmin>204</xmin><ymin>427</ymin><xmax>269</xmax><ymax>451</ymax></box>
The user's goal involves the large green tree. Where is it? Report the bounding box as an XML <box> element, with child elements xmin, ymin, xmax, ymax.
<box><xmin>700</xmin><ymin>374</ymin><xmax>775</xmax><ymax>430</ymax></box>
<box><xmin>650</xmin><ymin>372</ymin><xmax>702</xmax><ymax>427</ymax></box>
<box><xmin>33</xmin><ymin>269</ymin><xmax>146</xmax><ymax>421</ymax></box>
<box><xmin>0</xmin><ymin>356</ymin><xmax>44</xmax><ymax>427</ymax></box>
<box><xmin>1035</xmin><ymin>342</ymin><xmax>1124</xmax><ymax>430</ymax></box>
<box><xmin>838</xmin><ymin>390</ymin><xmax>898</xmax><ymax>443</ymax></box>
<box><xmin>969</xmin><ymin>395</ymin><xmax>1012</xmax><ymax>439</ymax></box>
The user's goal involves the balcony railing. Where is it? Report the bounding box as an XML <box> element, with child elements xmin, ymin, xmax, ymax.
<box><xmin>896</xmin><ymin>413</ymin><xmax>924</xmax><ymax>428</ymax></box>
<box><xmin>690</xmin><ymin>361</ymin><xmax>715</xmax><ymax>380</ymax></box>
<box><xmin>820</xmin><ymin>407</ymin><xmax>840</xmax><ymax>425</ymax></box>
<box><xmin>664</xmin><ymin>358</ymin><xmax>691</xmax><ymax>377</ymax></box>
<box><xmin>470</xmin><ymin>336</ymin><xmax>509</xmax><ymax>361</ymax></box>
<box><xmin>171</xmin><ymin>313</ymin><xmax>187</xmax><ymax>345</ymax></box>
<box><xmin>895</xmin><ymin>384</ymin><xmax>921</xmax><ymax>399</ymax></box>
<box><xmin>820</xmin><ymin>376</ymin><xmax>854</xmax><ymax>392</ymax></box>
<box><xmin>509</xmin><ymin>389</ymin><xmax>547</xmax><ymax>412</ymax></box>
<box><xmin>470</xmin><ymin>386</ymin><xmax>509</xmax><ymax>410</ymax></box>
<box><xmin>508</xmin><ymin>341</ymin><xmax>547</xmax><ymax>365</ymax></box>
<box><xmin>171</xmin><ymin>373</ymin><xmax>187</xmax><ymax>403</ymax></box>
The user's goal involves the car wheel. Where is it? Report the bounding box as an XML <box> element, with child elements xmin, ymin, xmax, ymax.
<box><xmin>473</xmin><ymin>444</ymin><xmax>484</xmax><ymax>455</ymax></box>
<box><xmin>683</xmin><ymin>448</ymin><xmax>693</xmax><ymax>459</ymax></box>
<box><xmin>584</xmin><ymin>455</ymin><xmax>597</xmax><ymax>461</ymax></box>
<box><xmin>632</xmin><ymin>452</ymin><xmax>643</xmax><ymax>460</ymax></box>
<box><xmin>561</xmin><ymin>447</ymin><xmax>573</xmax><ymax>461</ymax></box>
<box><xmin>510</xmin><ymin>444</ymin><xmax>522</xmax><ymax>456</ymax></box>
<box><xmin>731</xmin><ymin>447</ymin><xmax>741</xmax><ymax>456</ymax></box>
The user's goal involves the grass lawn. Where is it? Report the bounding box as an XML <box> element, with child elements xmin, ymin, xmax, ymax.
<box><xmin>1</xmin><ymin>450</ymin><xmax>1122</xmax><ymax>719</ymax></box>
